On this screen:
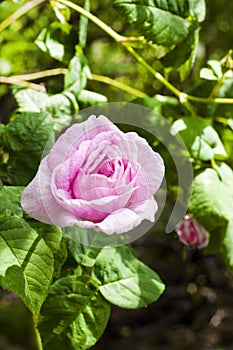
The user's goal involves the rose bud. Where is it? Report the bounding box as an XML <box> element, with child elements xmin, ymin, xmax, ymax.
<box><xmin>21</xmin><ymin>115</ymin><xmax>165</xmax><ymax>235</ymax></box>
<box><xmin>175</xmin><ymin>215</ymin><xmax>209</xmax><ymax>249</ymax></box>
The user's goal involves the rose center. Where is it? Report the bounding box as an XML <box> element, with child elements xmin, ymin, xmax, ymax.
<box><xmin>97</xmin><ymin>159</ymin><xmax>119</xmax><ymax>177</ymax></box>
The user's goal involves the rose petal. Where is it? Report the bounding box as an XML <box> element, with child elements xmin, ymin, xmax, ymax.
<box><xmin>95</xmin><ymin>196</ymin><xmax>158</xmax><ymax>235</ymax></box>
<box><xmin>21</xmin><ymin>157</ymin><xmax>53</xmax><ymax>224</ymax></box>
<box><xmin>52</xmin><ymin>182</ymin><xmax>137</xmax><ymax>221</ymax></box>
<box><xmin>82</xmin><ymin>132</ymin><xmax>122</xmax><ymax>174</ymax></box>
<box><xmin>53</xmin><ymin>141</ymin><xmax>90</xmax><ymax>197</ymax></box>
<box><xmin>97</xmin><ymin>208</ymin><xmax>140</xmax><ymax>235</ymax></box>
<box><xmin>47</xmin><ymin>115</ymin><xmax>118</xmax><ymax>170</ymax></box>
<box><xmin>130</xmin><ymin>196</ymin><xmax>158</xmax><ymax>221</ymax></box>
<box><xmin>126</xmin><ymin>131</ymin><xmax>165</xmax><ymax>196</ymax></box>
<box><xmin>176</xmin><ymin>215</ymin><xmax>209</xmax><ymax>249</ymax></box>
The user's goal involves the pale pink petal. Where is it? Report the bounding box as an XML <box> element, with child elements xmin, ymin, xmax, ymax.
<box><xmin>130</xmin><ymin>196</ymin><xmax>158</xmax><ymax>221</ymax></box>
<box><xmin>52</xmin><ymin>184</ymin><xmax>137</xmax><ymax>221</ymax></box>
<box><xmin>72</xmin><ymin>171</ymin><xmax>117</xmax><ymax>200</ymax></box>
<box><xmin>126</xmin><ymin>131</ymin><xmax>165</xmax><ymax>196</ymax></box>
<box><xmin>135</xmin><ymin>146</ymin><xmax>164</xmax><ymax>199</ymax></box>
<box><xmin>97</xmin><ymin>208</ymin><xmax>140</xmax><ymax>235</ymax></box>
<box><xmin>47</xmin><ymin>115</ymin><xmax>118</xmax><ymax>169</ymax></box>
<box><xmin>21</xmin><ymin>157</ymin><xmax>53</xmax><ymax>224</ymax></box>
<box><xmin>20</xmin><ymin>157</ymin><xmax>92</xmax><ymax>227</ymax></box>
<box><xmin>95</xmin><ymin>196</ymin><xmax>158</xmax><ymax>235</ymax></box>
<box><xmin>82</xmin><ymin>132</ymin><xmax>122</xmax><ymax>173</ymax></box>
<box><xmin>126</xmin><ymin>131</ymin><xmax>150</xmax><ymax>146</ymax></box>
<box><xmin>53</xmin><ymin>142</ymin><xmax>90</xmax><ymax>196</ymax></box>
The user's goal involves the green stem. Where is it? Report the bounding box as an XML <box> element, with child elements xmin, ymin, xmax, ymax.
<box><xmin>122</xmin><ymin>44</ymin><xmax>181</xmax><ymax>99</ymax></box>
<box><xmin>0</xmin><ymin>76</ymin><xmax>46</xmax><ymax>91</ymax></box>
<box><xmin>187</xmin><ymin>94</ymin><xmax>233</xmax><ymax>104</ymax></box>
<box><xmin>3</xmin><ymin>0</ymin><xmax>233</xmax><ymax>107</ymax></box>
<box><xmin>90</xmin><ymin>73</ymin><xmax>147</xmax><ymax>98</ymax></box>
<box><xmin>57</xmin><ymin>0</ymin><xmax>125</xmax><ymax>42</ymax></box>
<box><xmin>0</xmin><ymin>0</ymin><xmax>46</xmax><ymax>33</ymax></box>
<box><xmin>56</xmin><ymin>0</ymin><xmax>191</xmax><ymax>107</ymax></box>
<box><xmin>57</xmin><ymin>0</ymin><xmax>233</xmax><ymax>108</ymax></box>
<box><xmin>57</xmin><ymin>0</ymin><xmax>182</xmax><ymax>98</ymax></box>
<box><xmin>210</xmin><ymin>75</ymin><xmax>225</xmax><ymax>98</ymax></box>
<box><xmin>210</xmin><ymin>158</ymin><xmax>217</xmax><ymax>170</ymax></box>
<box><xmin>34</xmin><ymin>325</ymin><xmax>43</xmax><ymax>350</ymax></box>
<box><xmin>215</xmin><ymin>117</ymin><xmax>229</xmax><ymax>125</ymax></box>
<box><xmin>30</xmin><ymin>314</ymin><xmax>43</xmax><ymax>350</ymax></box>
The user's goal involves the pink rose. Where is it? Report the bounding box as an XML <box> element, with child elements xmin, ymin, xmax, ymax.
<box><xmin>21</xmin><ymin>115</ymin><xmax>165</xmax><ymax>235</ymax></box>
<box><xmin>175</xmin><ymin>215</ymin><xmax>209</xmax><ymax>249</ymax></box>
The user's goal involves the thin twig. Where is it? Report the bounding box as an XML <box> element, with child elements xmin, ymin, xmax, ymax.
<box><xmin>13</xmin><ymin>68</ymin><xmax>68</xmax><ymax>81</ymax></box>
<box><xmin>90</xmin><ymin>73</ymin><xmax>147</xmax><ymax>98</ymax></box>
<box><xmin>0</xmin><ymin>0</ymin><xmax>46</xmax><ymax>33</ymax></box>
<box><xmin>0</xmin><ymin>76</ymin><xmax>46</xmax><ymax>91</ymax></box>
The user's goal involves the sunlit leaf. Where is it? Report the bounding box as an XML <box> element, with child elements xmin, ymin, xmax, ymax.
<box><xmin>92</xmin><ymin>245</ymin><xmax>165</xmax><ymax>309</ymax></box>
<box><xmin>0</xmin><ymin>216</ymin><xmax>65</xmax><ymax>317</ymax></box>
<box><xmin>189</xmin><ymin>163</ymin><xmax>233</xmax><ymax>230</ymax></box>
<box><xmin>171</xmin><ymin>116</ymin><xmax>227</xmax><ymax>161</ymax></box>
<box><xmin>3</xmin><ymin>112</ymin><xmax>53</xmax><ymax>185</ymax></box>
<box><xmin>38</xmin><ymin>275</ymin><xmax>110</xmax><ymax>350</ymax></box>
<box><xmin>35</xmin><ymin>22</ymin><xmax>76</xmax><ymax>63</ymax></box>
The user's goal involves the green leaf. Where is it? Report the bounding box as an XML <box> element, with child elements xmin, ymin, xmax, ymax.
<box><xmin>208</xmin><ymin>60</ymin><xmax>222</xmax><ymax>78</ymax></box>
<box><xmin>222</xmin><ymin>219</ymin><xmax>233</xmax><ymax>269</ymax></box>
<box><xmin>35</xmin><ymin>22</ymin><xmax>76</xmax><ymax>63</ymax></box>
<box><xmin>38</xmin><ymin>275</ymin><xmax>111</xmax><ymax>350</ymax></box>
<box><xmin>64</xmin><ymin>52</ymin><xmax>91</xmax><ymax>95</ymax></box>
<box><xmin>44</xmin><ymin>92</ymin><xmax>79</xmax><ymax>132</ymax></box>
<box><xmin>188</xmin><ymin>0</ymin><xmax>206</xmax><ymax>22</ymax></box>
<box><xmin>13</xmin><ymin>88</ymin><xmax>79</xmax><ymax>133</ymax></box>
<box><xmin>218</xmin><ymin>78</ymin><xmax>233</xmax><ymax>98</ymax></box>
<box><xmin>78</xmin><ymin>89</ymin><xmax>108</xmax><ymax>106</ymax></box>
<box><xmin>171</xmin><ymin>116</ymin><xmax>227</xmax><ymax>161</ymax></box>
<box><xmin>28</xmin><ymin>220</ymin><xmax>67</xmax><ymax>279</ymax></box>
<box><xmin>92</xmin><ymin>245</ymin><xmax>165</xmax><ymax>309</ymax></box>
<box><xmin>161</xmin><ymin>24</ymin><xmax>198</xmax><ymax>70</ymax></box>
<box><xmin>124</xmin><ymin>0</ymin><xmax>191</xmax><ymax>17</ymax></box>
<box><xmin>200</xmin><ymin>59</ymin><xmax>222</xmax><ymax>81</ymax></box>
<box><xmin>200</xmin><ymin>68</ymin><xmax>218</xmax><ymax>81</ymax></box>
<box><xmin>179</xmin><ymin>27</ymin><xmax>199</xmax><ymax>81</ymax></box>
<box><xmin>0</xmin><ymin>216</ymin><xmax>64</xmax><ymax>317</ymax></box>
<box><xmin>64</xmin><ymin>225</ymin><xmax>128</xmax><ymax>249</ymax></box>
<box><xmin>3</xmin><ymin>112</ymin><xmax>53</xmax><ymax>185</ymax></box>
<box><xmin>114</xmin><ymin>0</ymin><xmax>192</xmax><ymax>47</ymax></box>
<box><xmin>0</xmin><ymin>123</ymin><xmax>5</xmax><ymax>148</ymax></box>
<box><xmin>189</xmin><ymin>163</ymin><xmax>233</xmax><ymax>231</ymax></box>
<box><xmin>0</xmin><ymin>186</ymin><xmax>24</xmax><ymax>218</ymax></box>
<box><xmin>68</xmin><ymin>239</ymin><xmax>101</xmax><ymax>267</ymax></box>
<box><xmin>13</xmin><ymin>87</ymin><xmax>48</xmax><ymax>112</ymax></box>
<box><xmin>227</xmin><ymin>119</ymin><xmax>233</xmax><ymax>130</ymax></box>
<box><xmin>52</xmin><ymin>1</ymin><xmax>71</xmax><ymax>23</ymax></box>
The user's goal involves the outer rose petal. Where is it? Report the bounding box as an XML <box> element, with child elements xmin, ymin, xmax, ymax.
<box><xmin>21</xmin><ymin>157</ymin><xmax>96</xmax><ymax>228</ymax></box>
<box><xmin>47</xmin><ymin>115</ymin><xmax>119</xmax><ymax>170</ymax></box>
<box><xmin>129</xmin><ymin>196</ymin><xmax>158</xmax><ymax>221</ymax></box>
<box><xmin>21</xmin><ymin>157</ymin><xmax>53</xmax><ymax>224</ymax></box>
<box><xmin>134</xmin><ymin>141</ymin><xmax>165</xmax><ymax>196</ymax></box>
<box><xmin>97</xmin><ymin>197</ymin><xmax>158</xmax><ymax>235</ymax></box>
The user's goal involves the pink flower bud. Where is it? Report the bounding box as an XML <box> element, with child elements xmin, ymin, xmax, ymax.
<box><xmin>175</xmin><ymin>215</ymin><xmax>209</xmax><ymax>249</ymax></box>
